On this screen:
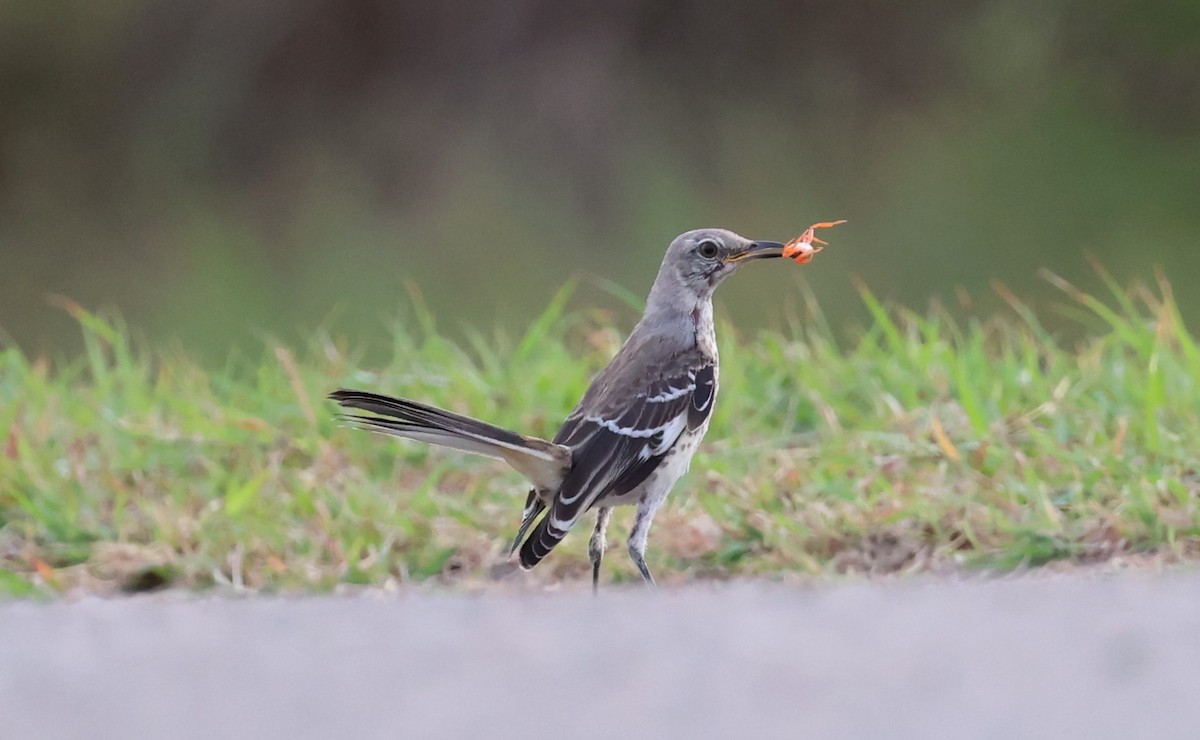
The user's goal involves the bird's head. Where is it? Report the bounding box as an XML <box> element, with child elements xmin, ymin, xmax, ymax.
<box><xmin>649</xmin><ymin>229</ymin><xmax>786</xmax><ymax>308</ymax></box>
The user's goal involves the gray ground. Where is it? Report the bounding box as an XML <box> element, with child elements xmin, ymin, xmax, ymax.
<box><xmin>3</xmin><ymin>574</ymin><xmax>1199</xmax><ymax>740</ymax></box>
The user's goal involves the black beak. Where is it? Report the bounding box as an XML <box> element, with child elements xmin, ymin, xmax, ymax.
<box><xmin>725</xmin><ymin>240</ymin><xmax>786</xmax><ymax>263</ymax></box>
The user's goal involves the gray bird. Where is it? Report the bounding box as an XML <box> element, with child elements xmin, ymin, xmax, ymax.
<box><xmin>330</xmin><ymin>229</ymin><xmax>788</xmax><ymax>588</ymax></box>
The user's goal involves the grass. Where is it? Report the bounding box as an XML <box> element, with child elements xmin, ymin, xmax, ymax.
<box><xmin>1</xmin><ymin>267</ymin><xmax>1199</xmax><ymax>597</ymax></box>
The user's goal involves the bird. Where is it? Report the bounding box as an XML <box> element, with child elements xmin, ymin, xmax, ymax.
<box><xmin>329</xmin><ymin>229</ymin><xmax>789</xmax><ymax>589</ymax></box>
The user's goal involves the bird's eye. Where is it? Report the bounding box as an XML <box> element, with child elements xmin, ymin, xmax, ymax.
<box><xmin>697</xmin><ymin>240</ymin><xmax>720</xmax><ymax>259</ymax></box>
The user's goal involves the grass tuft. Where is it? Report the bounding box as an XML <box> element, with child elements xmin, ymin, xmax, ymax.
<box><xmin>1</xmin><ymin>271</ymin><xmax>1198</xmax><ymax>596</ymax></box>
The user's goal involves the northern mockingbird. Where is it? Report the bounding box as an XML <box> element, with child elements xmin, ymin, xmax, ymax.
<box><xmin>331</xmin><ymin>229</ymin><xmax>791</xmax><ymax>588</ymax></box>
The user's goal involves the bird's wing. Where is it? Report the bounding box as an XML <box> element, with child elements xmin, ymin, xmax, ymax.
<box><xmin>518</xmin><ymin>363</ymin><xmax>716</xmax><ymax>570</ymax></box>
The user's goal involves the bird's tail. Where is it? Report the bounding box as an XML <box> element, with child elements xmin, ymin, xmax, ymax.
<box><xmin>328</xmin><ymin>389</ymin><xmax>569</xmax><ymax>489</ymax></box>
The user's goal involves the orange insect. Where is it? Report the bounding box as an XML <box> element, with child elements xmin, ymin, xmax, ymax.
<box><xmin>782</xmin><ymin>220</ymin><xmax>846</xmax><ymax>264</ymax></box>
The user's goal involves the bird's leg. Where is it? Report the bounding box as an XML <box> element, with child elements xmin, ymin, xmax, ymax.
<box><xmin>588</xmin><ymin>507</ymin><xmax>612</xmax><ymax>594</ymax></box>
<box><xmin>508</xmin><ymin>489</ymin><xmax>546</xmax><ymax>558</ymax></box>
<box><xmin>628</xmin><ymin>542</ymin><xmax>656</xmax><ymax>588</ymax></box>
<box><xmin>627</xmin><ymin>501</ymin><xmax>660</xmax><ymax>588</ymax></box>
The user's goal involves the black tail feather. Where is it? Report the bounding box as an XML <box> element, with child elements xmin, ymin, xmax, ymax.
<box><xmin>329</xmin><ymin>389</ymin><xmax>530</xmax><ymax>448</ymax></box>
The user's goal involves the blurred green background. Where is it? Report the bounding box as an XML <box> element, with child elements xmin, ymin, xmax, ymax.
<box><xmin>2</xmin><ymin>1</ymin><xmax>1198</xmax><ymax>357</ymax></box>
